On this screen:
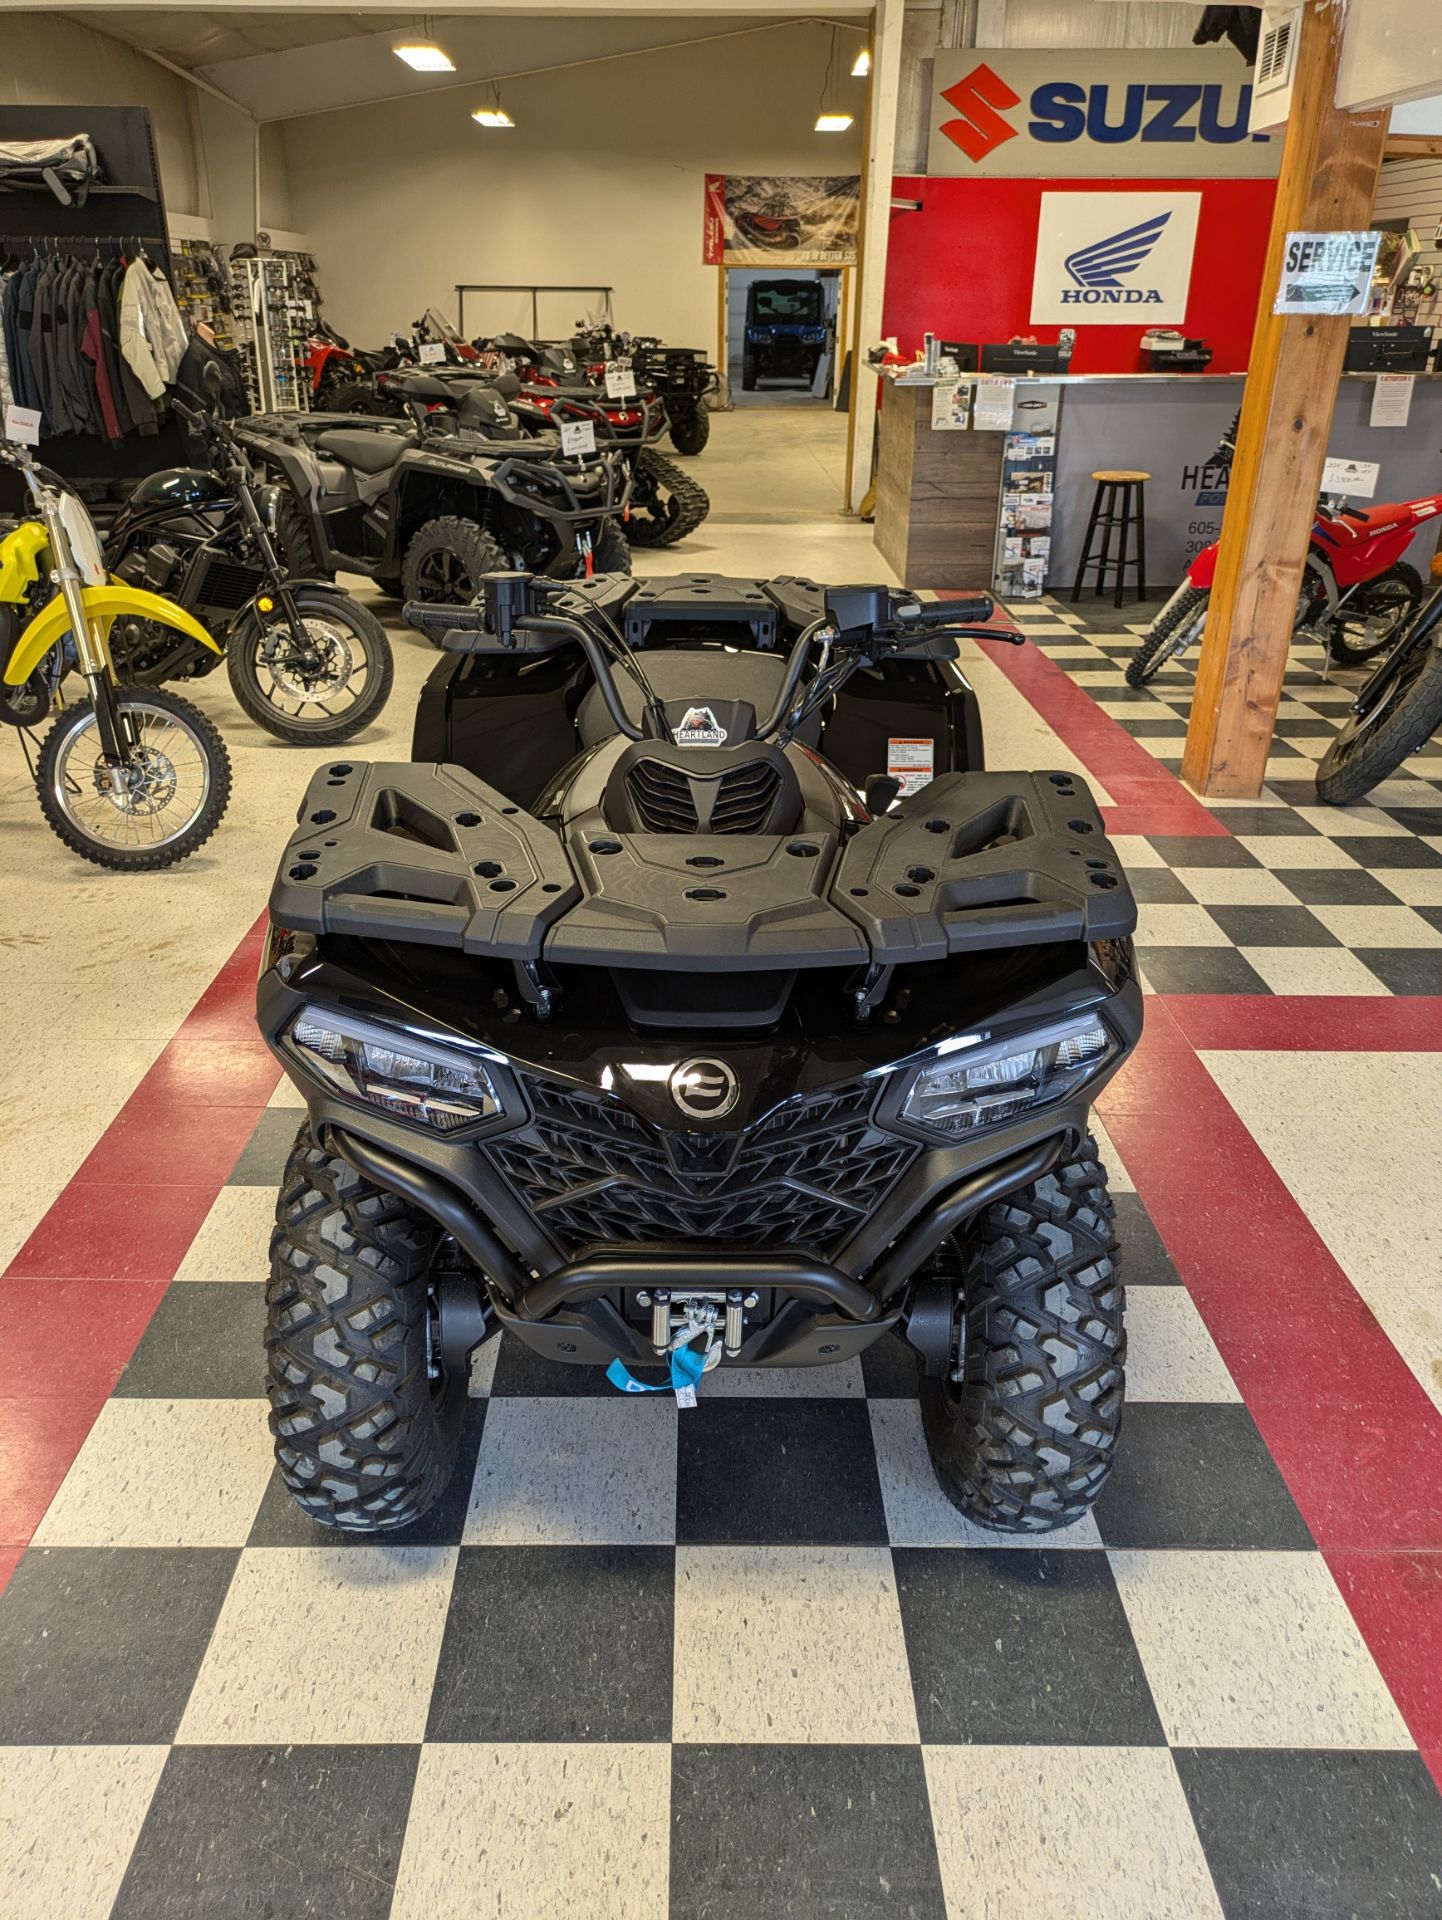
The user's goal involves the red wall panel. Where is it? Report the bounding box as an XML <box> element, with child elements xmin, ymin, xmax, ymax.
<box><xmin>882</xmin><ymin>175</ymin><xmax>1276</xmax><ymax>376</ymax></box>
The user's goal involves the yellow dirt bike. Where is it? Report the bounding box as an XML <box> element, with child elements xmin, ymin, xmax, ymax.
<box><xmin>0</xmin><ymin>436</ymin><xmax>231</xmax><ymax>868</ymax></box>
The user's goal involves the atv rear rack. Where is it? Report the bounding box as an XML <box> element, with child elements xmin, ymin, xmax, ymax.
<box><xmin>269</xmin><ymin>761</ymin><xmax>1136</xmax><ymax>969</ymax></box>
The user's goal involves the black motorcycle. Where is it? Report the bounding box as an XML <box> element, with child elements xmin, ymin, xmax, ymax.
<box><xmin>256</xmin><ymin>569</ymin><xmax>1140</xmax><ymax>1538</ymax></box>
<box><xmin>1317</xmin><ymin>574</ymin><xmax>1442</xmax><ymax>802</ymax></box>
<box><xmin>105</xmin><ymin>392</ymin><xmax>394</xmax><ymax>745</ymax></box>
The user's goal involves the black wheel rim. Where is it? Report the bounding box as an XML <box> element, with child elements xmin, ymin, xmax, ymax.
<box><xmin>1334</xmin><ymin>636</ymin><xmax>1433</xmax><ymax>756</ymax></box>
<box><xmin>414</xmin><ymin>548</ymin><xmax>474</xmax><ymax>603</ymax></box>
<box><xmin>1332</xmin><ymin>581</ymin><xmax>1418</xmax><ymax>663</ymax></box>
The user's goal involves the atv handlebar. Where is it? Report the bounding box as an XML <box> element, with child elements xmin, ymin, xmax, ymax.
<box><xmin>405</xmin><ymin>573</ymin><xmax>1023</xmax><ymax>749</ymax></box>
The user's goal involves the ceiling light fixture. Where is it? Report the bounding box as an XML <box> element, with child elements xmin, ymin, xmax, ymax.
<box><xmin>851</xmin><ymin>47</ymin><xmax>871</xmax><ymax>78</ymax></box>
<box><xmin>815</xmin><ymin>27</ymin><xmax>853</xmax><ymax>133</ymax></box>
<box><xmin>473</xmin><ymin>82</ymin><xmax>515</xmax><ymax>129</ymax></box>
<box><xmin>394</xmin><ymin>43</ymin><xmax>454</xmax><ymax>72</ymax></box>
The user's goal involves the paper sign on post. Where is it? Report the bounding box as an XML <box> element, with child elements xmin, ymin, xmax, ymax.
<box><xmin>4</xmin><ymin>404</ymin><xmax>41</xmax><ymax>446</ymax></box>
<box><xmin>560</xmin><ymin>418</ymin><xmax>597</xmax><ymax>456</ymax></box>
<box><xmin>604</xmin><ymin>362</ymin><xmax>637</xmax><ymax>399</ymax></box>
<box><xmin>972</xmin><ymin>376</ymin><xmax>1015</xmax><ymax>432</ymax></box>
<box><xmin>1274</xmin><ymin>231</ymin><xmax>1380</xmax><ymax>316</ymax></box>
<box><xmin>1321</xmin><ymin>456</ymin><xmax>1380</xmax><ymax>498</ymax></box>
<box><xmin>417</xmin><ymin>341</ymin><xmax>446</xmax><ymax>365</ymax></box>
<box><xmin>930</xmin><ymin>381</ymin><xmax>970</xmax><ymax>431</ymax></box>
<box><xmin>1369</xmin><ymin>374</ymin><xmax>1414</xmax><ymax>428</ymax></box>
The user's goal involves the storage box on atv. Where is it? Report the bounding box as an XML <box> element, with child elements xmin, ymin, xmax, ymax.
<box><xmin>271</xmin><ymin>758</ymin><xmax>1135</xmax><ymax>969</ymax></box>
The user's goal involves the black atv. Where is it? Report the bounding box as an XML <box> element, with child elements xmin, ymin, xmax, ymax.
<box><xmin>742</xmin><ymin>279</ymin><xmax>828</xmax><ymax>392</ymax></box>
<box><xmin>571</xmin><ymin>323</ymin><xmax>719</xmax><ymax>456</ymax></box>
<box><xmin>343</xmin><ymin>354</ymin><xmax>709</xmax><ymax>553</ymax></box>
<box><xmin>256</xmin><ymin>568</ymin><xmax>1140</xmax><ymax>1536</ymax></box>
<box><xmin>236</xmin><ymin>374</ymin><xmax>632</xmax><ymax>615</ymax></box>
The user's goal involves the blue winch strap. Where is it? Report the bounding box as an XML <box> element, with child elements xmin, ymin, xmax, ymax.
<box><xmin>607</xmin><ymin>1344</ymin><xmax>709</xmax><ymax>1396</ymax></box>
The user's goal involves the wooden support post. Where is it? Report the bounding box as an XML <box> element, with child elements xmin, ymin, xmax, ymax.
<box><xmin>1181</xmin><ymin>1</ymin><xmax>1390</xmax><ymax>799</ymax></box>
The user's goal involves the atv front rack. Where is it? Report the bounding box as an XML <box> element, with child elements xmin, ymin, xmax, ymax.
<box><xmin>269</xmin><ymin>761</ymin><xmax>1136</xmax><ymax>969</ymax></box>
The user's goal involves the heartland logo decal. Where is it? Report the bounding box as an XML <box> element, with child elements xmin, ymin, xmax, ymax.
<box><xmin>938</xmin><ymin>63</ymin><xmax>1022</xmax><ymax>164</ymax></box>
<box><xmin>1061</xmin><ymin>212</ymin><xmax>1170</xmax><ymax>305</ymax></box>
<box><xmin>675</xmin><ymin>705</ymin><xmax>727</xmax><ymax>746</ymax></box>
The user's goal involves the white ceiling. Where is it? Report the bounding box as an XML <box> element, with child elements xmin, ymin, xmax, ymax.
<box><xmin>61</xmin><ymin>6</ymin><xmax>867</xmax><ymax>120</ymax></box>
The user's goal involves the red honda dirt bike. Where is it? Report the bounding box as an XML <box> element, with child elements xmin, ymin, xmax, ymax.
<box><xmin>1126</xmin><ymin>490</ymin><xmax>1440</xmax><ymax>687</ymax></box>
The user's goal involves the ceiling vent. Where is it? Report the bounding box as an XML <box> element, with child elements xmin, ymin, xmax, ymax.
<box><xmin>1250</xmin><ymin>6</ymin><xmax>1303</xmax><ymax>135</ymax></box>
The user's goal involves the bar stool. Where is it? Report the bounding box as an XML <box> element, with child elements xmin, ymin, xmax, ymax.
<box><xmin>1071</xmin><ymin>470</ymin><xmax>1149</xmax><ymax>606</ymax></box>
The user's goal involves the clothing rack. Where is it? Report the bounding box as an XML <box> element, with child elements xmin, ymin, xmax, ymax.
<box><xmin>0</xmin><ymin>105</ymin><xmax>183</xmax><ymax>499</ymax></box>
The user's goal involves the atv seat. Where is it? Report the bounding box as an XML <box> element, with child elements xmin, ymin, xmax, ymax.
<box><xmin>312</xmin><ymin>428</ymin><xmax>410</xmax><ymax>474</ymax></box>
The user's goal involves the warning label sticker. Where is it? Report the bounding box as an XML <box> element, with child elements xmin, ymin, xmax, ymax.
<box><xmin>887</xmin><ymin>737</ymin><xmax>935</xmax><ymax>797</ymax></box>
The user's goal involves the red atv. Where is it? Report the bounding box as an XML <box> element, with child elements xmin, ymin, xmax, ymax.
<box><xmin>299</xmin><ymin>321</ymin><xmax>414</xmax><ymax>411</ymax></box>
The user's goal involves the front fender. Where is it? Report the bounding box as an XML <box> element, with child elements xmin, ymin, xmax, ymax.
<box><xmin>0</xmin><ymin>521</ymin><xmax>51</xmax><ymax>602</ymax></box>
<box><xmin>3</xmin><ymin>583</ymin><xmax>221</xmax><ymax>685</ymax></box>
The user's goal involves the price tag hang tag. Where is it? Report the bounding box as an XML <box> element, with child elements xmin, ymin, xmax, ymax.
<box><xmin>417</xmin><ymin>341</ymin><xmax>445</xmax><ymax>365</ymax></box>
<box><xmin>604</xmin><ymin>361</ymin><xmax>636</xmax><ymax>399</ymax></box>
<box><xmin>4</xmin><ymin>404</ymin><xmax>41</xmax><ymax>447</ymax></box>
<box><xmin>560</xmin><ymin>417</ymin><xmax>597</xmax><ymax>456</ymax></box>
<box><xmin>1321</xmin><ymin>456</ymin><xmax>1381</xmax><ymax>498</ymax></box>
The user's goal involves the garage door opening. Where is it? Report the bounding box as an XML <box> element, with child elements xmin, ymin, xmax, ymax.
<box><xmin>725</xmin><ymin>267</ymin><xmax>841</xmax><ymax>406</ymax></box>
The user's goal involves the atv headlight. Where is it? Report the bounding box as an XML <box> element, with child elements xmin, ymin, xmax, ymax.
<box><xmin>898</xmin><ymin>1016</ymin><xmax>1114</xmax><ymax>1139</ymax></box>
<box><xmin>288</xmin><ymin>1011</ymin><xmax>504</xmax><ymax>1134</ymax></box>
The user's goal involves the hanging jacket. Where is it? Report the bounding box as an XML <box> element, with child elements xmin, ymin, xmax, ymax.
<box><xmin>80</xmin><ymin>266</ymin><xmax>121</xmax><ymax>440</ymax></box>
<box><xmin>119</xmin><ymin>256</ymin><xmax>186</xmax><ymax>399</ymax></box>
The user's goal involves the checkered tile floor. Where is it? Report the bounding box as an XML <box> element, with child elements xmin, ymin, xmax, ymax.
<box><xmin>3</xmin><ymin>1099</ymin><xmax>1441</xmax><ymax>1919</ymax></box>
<box><xmin>1012</xmin><ymin>596</ymin><xmax>1442</xmax><ymax>997</ymax></box>
<box><xmin>4</xmin><ymin>590</ymin><xmax>1442</xmax><ymax>1917</ymax></box>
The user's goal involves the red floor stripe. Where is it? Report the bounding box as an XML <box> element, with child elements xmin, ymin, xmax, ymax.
<box><xmin>0</xmin><ymin>914</ymin><xmax>280</xmax><ymax>1567</ymax></box>
<box><xmin>976</xmin><ymin>635</ymin><xmax>1229</xmax><ymax>836</ymax></box>
<box><xmin>1159</xmin><ymin>993</ymin><xmax>1442</xmax><ymax>1052</ymax></box>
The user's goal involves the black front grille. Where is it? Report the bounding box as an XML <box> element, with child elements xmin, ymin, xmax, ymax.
<box><xmin>625</xmin><ymin>756</ymin><xmax>782</xmax><ymax>834</ymax></box>
<box><xmin>487</xmin><ymin>1075</ymin><xmax>918</xmax><ymax>1256</ymax></box>
<box><xmin>195</xmin><ymin>557</ymin><xmax>265</xmax><ymax>611</ymax></box>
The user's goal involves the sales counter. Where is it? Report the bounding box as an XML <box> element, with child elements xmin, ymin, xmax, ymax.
<box><xmin>872</xmin><ymin>369</ymin><xmax>1442</xmax><ymax>595</ymax></box>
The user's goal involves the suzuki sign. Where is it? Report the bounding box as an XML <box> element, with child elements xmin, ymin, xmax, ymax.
<box><xmin>1031</xmin><ymin>193</ymin><xmax>1201</xmax><ymax>325</ymax></box>
<box><xmin>930</xmin><ymin>48</ymin><xmax>1278</xmax><ymax>178</ymax></box>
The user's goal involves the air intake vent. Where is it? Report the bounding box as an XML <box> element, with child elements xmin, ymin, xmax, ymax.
<box><xmin>625</xmin><ymin>756</ymin><xmax>783</xmax><ymax>834</ymax></box>
<box><xmin>1250</xmin><ymin>5</ymin><xmax>1301</xmax><ymax>134</ymax></box>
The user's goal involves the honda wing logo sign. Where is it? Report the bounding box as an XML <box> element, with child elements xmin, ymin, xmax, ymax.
<box><xmin>1064</xmin><ymin>212</ymin><xmax>1170</xmax><ymax>296</ymax></box>
<box><xmin>930</xmin><ymin>48</ymin><xmax>1276</xmax><ymax>179</ymax></box>
<box><xmin>1032</xmin><ymin>193</ymin><xmax>1200</xmax><ymax>326</ymax></box>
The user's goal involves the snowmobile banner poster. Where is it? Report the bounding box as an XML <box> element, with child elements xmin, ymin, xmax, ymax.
<box><xmin>703</xmin><ymin>175</ymin><xmax>861</xmax><ymax>267</ymax></box>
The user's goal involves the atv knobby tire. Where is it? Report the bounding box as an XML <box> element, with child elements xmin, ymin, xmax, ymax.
<box><xmin>265</xmin><ymin>1126</ymin><xmax>462</xmax><ymax>1532</ymax></box>
<box><xmin>402</xmin><ymin>518</ymin><xmax>507</xmax><ymax>631</ymax></box>
<box><xmin>273</xmin><ymin>492</ymin><xmax>321</xmax><ymax>579</ymax></box>
<box><xmin>920</xmin><ymin>1139</ymin><xmax>1123</xmax><ymax>1532</ymax></box>
<box><xmin>627</xmin><ymin>448</ymin><xmax>709</xmax><ymax>549</ymax></box>
<box><xmin>668</xmin><ymin>403</ymin><xmax>710</xmax><ymax>456</ymax></box>
<box><xmin>328</xmin><ymin>377</ymin><xmax>400</xmax><ymax>418</ymax></box>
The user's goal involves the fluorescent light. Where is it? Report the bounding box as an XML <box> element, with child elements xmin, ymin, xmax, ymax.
<box><xmin>394</xmin><ymin>43</ymin><xmax>454</xmax><ymax>72</ymax></box>
<box><xmin>815</xmin><ymin>112</ymin><xmax>854</xmax><ymax>132</ymax></box>
<box><xmin>471</xmin><ymin>107</ymin><xmax>515</xmax><ymax>128</ymax></box>
<box><xmin>851</xmin><ymin>47</ymin><xmax>871</xmax><ymax>77</ymax></box>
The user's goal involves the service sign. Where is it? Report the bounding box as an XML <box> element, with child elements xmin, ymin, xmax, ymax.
<box><xmin>1274</xmin><ymin>231</ymin><xmax>1381</xmax><ymax>316</ymax></box>
<box><xmin>929</xmin><ymin>48</ymin><xmax>1277</xmax><ymax>178</ymax></box>
<box><xmin>1030</xmin><ymin>192</ymin><xmax>1200</xmax><ymax>326</ymax></box>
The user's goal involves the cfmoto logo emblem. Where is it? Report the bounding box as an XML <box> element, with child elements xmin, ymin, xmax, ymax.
<box><xmin>1062</xmin><ymin>212</ymin><xmax>1170</xmax><ymax>305</ymax></box>
<box><xmin>669</xmin><ymin>1058</ymin><xmax>739</xmax><ymax>1121</ymax></box>
<box><xmin>938</xmin><ymin>63</ymin><xmax>1021</xmax><ymax>164</ymax></box>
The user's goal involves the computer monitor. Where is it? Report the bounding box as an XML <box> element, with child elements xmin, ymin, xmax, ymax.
<box><xmin>981</xmin><ymin>343</ymin><xmax>1065</xmax><ymax>374</ymax></box>
<box><xmin>938</xmin><ymin>341</ymin><xmax>978</xmax><ymax>371</ymax></box>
